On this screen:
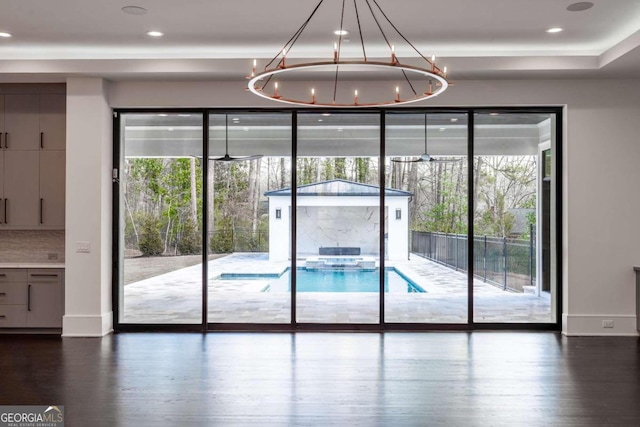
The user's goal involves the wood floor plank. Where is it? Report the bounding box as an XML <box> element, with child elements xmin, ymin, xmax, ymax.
<box><xmin>0</xmin><ymin>332</ymin><xmax>638</xmax><ymax>426</ymax></box>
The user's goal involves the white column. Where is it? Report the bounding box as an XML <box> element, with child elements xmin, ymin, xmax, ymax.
<box><xmin>63</xmin><ymin>77</ymin><xmax>113</xmax><ymax>337</ymax></box>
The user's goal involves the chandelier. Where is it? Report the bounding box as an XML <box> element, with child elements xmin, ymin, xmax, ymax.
<box><xmin>247</xmin><ymin>0</ymin><xmax>449</xmax><ymax>108</ymax></box>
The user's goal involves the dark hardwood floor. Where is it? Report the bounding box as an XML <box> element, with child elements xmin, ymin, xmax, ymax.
<box><xmin>1</xmin><ymin>332</ymin><xmax>639</xmax><ymax>426</ymax></box>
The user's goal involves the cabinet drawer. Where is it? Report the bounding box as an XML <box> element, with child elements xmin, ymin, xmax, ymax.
<box><xmin>0</xmin><ymin>305</ymin><xmax>27</xmax><ymax>327</ymax></box>
<box><xmin>0</xmin><ymin>269</ymin><xmax>27</xmax><ymax>282</ymax></box>
<box><xmin>0</xmin><ymin>283</ymin><xmax>27</xmax><ymax>305</ymax></box>
<box><xmin>27</xmin><ymin>269</ymin><xmax>62</xmax><ymax>282</ymax></box>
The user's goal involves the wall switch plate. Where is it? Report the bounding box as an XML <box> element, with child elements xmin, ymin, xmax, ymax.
<box><xmin>602</xmin><ymin>320</ymin><xmax>614</xmax><ymax>328</ymax></box>
<box><xmin>76</xmin><ymin>241</ymin><xmax>91</xmax><ymax>253</ymax></box>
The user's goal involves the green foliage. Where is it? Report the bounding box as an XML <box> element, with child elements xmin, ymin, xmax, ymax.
<box><xmin>138</xmin><ymin>215</ymin><xmax>163</xmax><ymax>256</ymax></box>
<box><xmin>177</xmin><ymin>219</ymin><xmax>201</xmax><ymax>255</ymax></box>
<box><xmin>210</xmin><ymin>217</ymin><xmax>234</xmax><ymax>254</ymax></box>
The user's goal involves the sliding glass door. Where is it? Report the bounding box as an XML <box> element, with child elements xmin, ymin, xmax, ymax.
<box><xmin>296</xmin><ymin>113</ymin><xmax>381</xmax><ymax>324</ymax></box>
<box><xmin>385</xmin><ymin>112</ymin><xmax>469</xmax><ymax>324</ymax></box>
<box><xmin>114</xmin><ymin>108</ymin><xmax>560</xmax><ymax>330</ymax></box>
<box><xmin>207</xmin><ymin>113</ymin><xmax>292</xmax><ymax>324</ymax></box>
<box><xmin>473</xmin><ymin>112</ymin><xmax>557</xmax><ymax>324</ymax></box>
<box><xmin>118</xmin><ymin>113</ymin><xmax>203</xmax><ymax>324</ymax></box>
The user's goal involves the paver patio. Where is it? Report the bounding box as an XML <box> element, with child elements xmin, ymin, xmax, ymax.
<box><xmin>122</xmin><ymin>253</ymin><xmax>553</xmax><ymax>324</ymax></box>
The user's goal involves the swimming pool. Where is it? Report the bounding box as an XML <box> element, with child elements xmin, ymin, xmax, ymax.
<box><xmin>219</xmin><ymin>268</ymin><xmax>425</xmax><ymax>293</ymax></box>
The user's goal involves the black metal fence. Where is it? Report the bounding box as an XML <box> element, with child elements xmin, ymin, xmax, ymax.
<box><xmin>411</xmin><ymin>229</ymin><xmax>536</xmax><ymax>293</ymax></box>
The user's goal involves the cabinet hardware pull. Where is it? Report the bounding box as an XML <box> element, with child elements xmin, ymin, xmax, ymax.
<box><xmin>27</xmin><ymin>284</ymin><xmax>31</xmax><ymax>311</ymax></box>
<box><xmin>0</xmin><ymin>274</ymin><xmax>6</xmax><ymax>277</ymax></box>
<box><xmin>40</xmin><ymin>132</ymin><xmax>44</xmax><ymax>149</ymax></box>
<box><xmin>4</xmin><ymin>133</ymin><xmax>7</xmax><ymax>148</ymax></box>
<box><xmin>0</xmin><ymin>132</ymin><xmax>3</xmax><ymax>149</ymax></box>
<box><xmin>0</xmin><ymin>315</ymin><xmax>6</xmax><ymax>318</ymax></box>
<box><xmin>3</xmin><ymin>198</ymin><xmax>6</xmax><ymax>224</ymax></box>
<box><xmin>29</xmin><ymin>274</ymin><xmax>59</xmax><ymax>277</ymax></box>
<box><xmin>40</xmin><ymin>198</ymin><xmax>43</xmax><ymax>224</ymax></box>
<box><xmin>0</xmin><ymin>198</ymin><xmax>3</xmax><ymax>224</ymax></box>
<box><xmin>0</xmin><ymin>292</ymin><xmax>6</xmax><ymax>296</ymax></box>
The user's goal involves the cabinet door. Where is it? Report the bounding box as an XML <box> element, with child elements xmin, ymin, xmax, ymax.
<box><xmin>39</xmin><ymin>151</ymin><xmax>65</xmax><ymax>227</ymax></box>
<box><xmin>0</xmin><ymin>94</ymin><xmax>4</xmax><ymax>134</ymax></box>
<box><xmin>4</xmin><ymin>94</ymin><xmax>40</xmax><ymax>151</ymax></box>
<box><xmin>3</xmin><ymin>151</ymin><xmax>39</xmax><ymax>227</ymax></box>
<box><xmin>0</xmin><ymin>150</ymin><xmax>4</xmax><ymax>205</ymax></box>
<box><xmin>39</xmin><ymin>94</ymin><xmax>66</xmax><ymax>151</ymax></box>
<box><xmin>26</xmin><ymin>270</ymin><xmax>63</xmax><ymax>328</ymax></box>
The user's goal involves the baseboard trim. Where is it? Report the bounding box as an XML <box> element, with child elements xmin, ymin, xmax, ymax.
<box><xmin>62</xmin><ymin>312</ymin><xmax>113</xmax><ymax>337</ymax></box>
<box><xmin>563</xmin><ymin>314</ymin><xmax>639</xmax><ymax>336</ymax></box>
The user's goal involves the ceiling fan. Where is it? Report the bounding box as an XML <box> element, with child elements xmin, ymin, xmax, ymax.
<box><xmin>391</xmin><ymin>114</ymin><xmax>459</xmax><ymax>163</ymax></box>
<box><xmin>212</xmin><ymin>114</ymin><xmax>263</xmax><ymax>162</ymax></box>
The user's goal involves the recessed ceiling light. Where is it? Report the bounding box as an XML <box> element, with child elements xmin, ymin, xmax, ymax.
<box><xmin>334</xmin><ymin>30</ymin><xmax>349</xmax><ymax>36</ymax></box>
<box><xmin>546</xmin><ymin>27</ymin><xmax>563</xmax><ymax>34</ymax></box>
<box><xmin>337</xmin><ymin>128</ymin><xmax>343</xmax><ymax>132</ymax></box>
<box><xmin>318</xmin><ymin>119</ymin><xmax>323</xmax><ymax>122</ymax></box>
<box><xmin>167</xmin><ymin>127</ymin><xmax>174</xmax><ymax>132</ymax></box>
<box><xmin>439</xmin><ymin>127</ymin><xmax>446</xmax><ymax>131</ymax></box>
<box><xmin>450</xmin><ymin>118</ymin><xmax>458</xmax><ymax>123</ymax></box>
<box><xmin>147</xmin><ymin>30</ymin><xmax>164</xmax><ymax>37</ymax></box>
<box><xmin>157</xmin><ymin>113</ymin><xmax>168</xmax><ymax>117</ymax></box>
<box><xmin>243</xmin><ymin>127</ymin><xmax>249</xmax><ymax>132</ymax></box>
<box><xmin>178</xmin><ymin>114</ymin><xmax>191</xmax><ymax>117</ymax></box>
<box><xmin>489</xmin><ymin>112</ymin><xmax>500</xmax><ymax>116</ymax></box>
<box><xmin>321</xmin><ymin>113</ymin><xmax>331</xmax><ymax>117</ymax></box>
<box><xmin>0</xmin><ymin>32</ymin><xmax>12</xmax><ymax>38</ymax></box>
<box><xmin>567</xmin><ymin>2</ymin><xmax>594</xmax><ymax>12</ymax></box>
<box><xmin>122</xmin><ymin>6</ymin><xmax>147</xmax><ymax>15</ymax></box>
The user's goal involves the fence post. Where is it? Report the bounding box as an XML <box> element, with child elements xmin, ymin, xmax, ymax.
<box><xmin>455</xmin><ymin>233</ymin><xmax>459</xmax><ymax>271</ymax></box>
<box><xmin>503</xmin><ymin>236</ymin><xmax>508</xmax><ymax>291</ymax></box>
<box><xmin>529</xmin><ymin>223</ymin><xmax>534</xmax><ymax>288</ymax></box>
<box><xmin>483</xmin><ymin>235</ymin><xmax>487</xmax><ymax>282</ymax></box>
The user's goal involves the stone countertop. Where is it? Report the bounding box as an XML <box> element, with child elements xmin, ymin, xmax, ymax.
<box><xmin>0</xmin><ymin>263</ymin><xmax>65</xmax><ymax>269</ymax></box>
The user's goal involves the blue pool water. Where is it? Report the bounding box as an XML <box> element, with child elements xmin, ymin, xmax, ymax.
<box><xmin>219</xmin><ymin>268</ymin><xmax>425</xmax><ymax>293</ymax></box>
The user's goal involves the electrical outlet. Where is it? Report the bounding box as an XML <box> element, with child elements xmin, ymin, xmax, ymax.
<box><xmin>602</xmin><ymin>320</ymin><xmax>614</xmax><ymax>328</ymax></box>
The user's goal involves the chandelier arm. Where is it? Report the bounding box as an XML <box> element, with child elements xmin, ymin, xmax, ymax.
<box><xmin>370</xmin><ymin>0</ymin><xmax>437</xmax><ymax>70</ymax></box>
<box><xmin>264</xmin><ymin>0</ymin><xmax>326</xmax><ymax>70</ymax></box>
<box><xmin>333</xmin><ymin>0</ymin><xmax>347</xmax><ymax>104</ymax></box>
<box><xmin>401</xmin><ymin>69</ymin><xmax>418</xmax><ymax>96</ymax></box>
<box><xmin>354</xmin><ymin>0</ymin><xmax>367</xmax><ymax>61</ymax></box>
<box><xmin>364</xmin><ymin>0</ymin><xmax>393</xmax><ymax>51</ymax></box>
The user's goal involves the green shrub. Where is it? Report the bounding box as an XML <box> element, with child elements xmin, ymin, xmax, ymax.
<box><xmin>139</xmin><ymin>216</ymin><xmax>164</xmax><ymax>256</ymax></box>
<box><xmin>177</xmin><ymin>219</ymin><xmax>201</xmax><ymax>255</ymax></box>
<box><xmin>210</xmin><ymin>229</ymin><xmax>233</xmax><ymax>254</ymax></box>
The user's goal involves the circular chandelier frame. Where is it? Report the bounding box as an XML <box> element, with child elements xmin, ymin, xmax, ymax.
<box><xmin>246</xmin><ymin>0</ymin><xmax>450</xmax><ymax>108</ymax></box>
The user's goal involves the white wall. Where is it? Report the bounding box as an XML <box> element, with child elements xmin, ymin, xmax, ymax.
<box><xmin>102</xmin><ymin>77</ymin><xmax>640</xmax><ymax>335</ymax></box>
<box><xmin>63</xmin><ymin>77</ymin><xmax>113</xmax><ymax>337</ymax></box>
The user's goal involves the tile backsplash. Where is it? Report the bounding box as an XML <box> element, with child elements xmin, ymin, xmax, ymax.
<box><xmin>0</xmin><ymin>230</ymin><xmax>65</xmax><ymax>263</ymax></box>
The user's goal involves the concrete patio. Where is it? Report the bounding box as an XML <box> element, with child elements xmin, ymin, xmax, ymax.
<box><xmin>122</xmin><ymin>253</ymin><xmax>553</xmax><ymax>325</ymax></box>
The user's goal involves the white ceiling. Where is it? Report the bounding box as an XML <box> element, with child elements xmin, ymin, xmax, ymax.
<box><xmin>1</xmin><ymin>0</ymin><xmax>639</xmax><ymax>82</ymax></box>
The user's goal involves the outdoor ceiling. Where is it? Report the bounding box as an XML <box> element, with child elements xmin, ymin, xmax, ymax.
<box><xmin>1</xmin><ymin>0</ymin><xmax>640</xmax><ymax>82</ymax></box>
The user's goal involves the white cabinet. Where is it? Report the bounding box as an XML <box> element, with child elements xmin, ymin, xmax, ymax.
<box><xmin>0</xmin><ymin>268</ymin><xmax>64</xmax><ymax>330</ymax></box>
<box><xmin>0</xmin><ymin>91</ymin><xmax>65</xmax><ymax>229</ymax></box>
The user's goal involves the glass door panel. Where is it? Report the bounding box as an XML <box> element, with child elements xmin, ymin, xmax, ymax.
<box><xmin>473</xmin><ymin>112</ymin><xmax>556</xmax><ymax>323</ymax></box>
<box><xmin>119</xmin><ymin>112</ymin><xmax>204</xmax><ymax>324</ymax></box>
<box><xmin>385</xmin><ymin>112</ymin><xmax>469</xmax><ymax>323</ymax></box>
<box><xmin>296</xmin><ymin>113</ymin><xmax>380</xmax><ymax>324</ymax></box>
<box><xmin>207</xmin><ymin>113</ymin><xmax>292</xmax><ymax>324</ymax></box>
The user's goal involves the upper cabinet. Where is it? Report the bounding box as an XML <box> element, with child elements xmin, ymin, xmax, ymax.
<box><xmin>3</xmin><ymin>94</ymin><xmax>41</xmax><ymax>151</ymax></box>
<box><xmin>39</xmin><ymin>94</ymin><xmax>66</xmax><ymax>151</ymax></box>
<box><xmin>0</xmin><ymin>86</ymin><xmax>66</xmax><ymax>230</ymax></box>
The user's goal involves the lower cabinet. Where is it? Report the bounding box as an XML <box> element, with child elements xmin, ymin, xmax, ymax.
<box><xmin>0</xmin><ymin>268</ymin><xmax>64</xmax><ymax>329</ymax></box>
